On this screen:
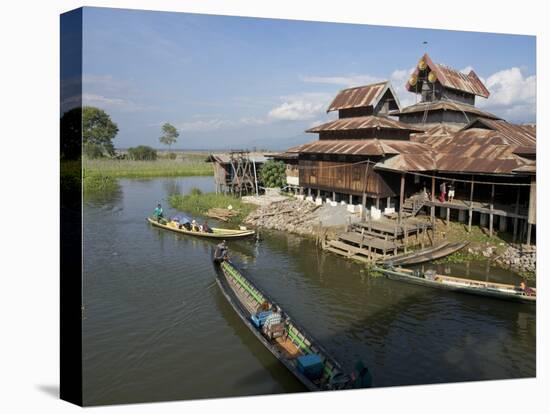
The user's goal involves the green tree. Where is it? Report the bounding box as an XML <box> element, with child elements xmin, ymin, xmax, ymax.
<box><xmin>128</xmin><ymin>145</ymin><xmax>157</xmax><ymax>161</ymax></box>
<box><xmin>159</xmin><ymin>122</ymin><xmax>179</xmax><ymax>151</ymax></box>
<box><xmin>260</xmin><ymin>160</ymin><xmax>286</xmax><ymax>188</ymax></box>
<box><xmin>82</xmin><ymin>106</ymin><xmax>119</xmax><ymax>157</ymax></box>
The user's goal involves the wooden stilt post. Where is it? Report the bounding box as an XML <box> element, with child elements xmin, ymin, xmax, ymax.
<box><xmin>399</xmin><ymin>173</ymin><xmax>405</xmax><ymax>224</ymax></box>
<box><xmin>308</xmin><ymin>188</ymin><xmax>312</xmax><ymax>197</ymax></box>
<box><xmin>349</xmin><ymin>194</ymin><xmax>353</xmax><ymax>204</ymax></box>
<box><xmin>489</xmin><ymin>183</ymin><xmax>495</xmax><ymax>237</ymax></box>
<box><xmin>526</xmin><ymin>177</ymin><xmax>536</xmax><ymax>245</ymax></box>
<box><xmin>376</xmin><ymin>197</ymin><xmax>380</xmax><ymax>210</ymax></box>
<box><xmin>513</xmin><ymin>187</ymin><xmax>520</xmax><ymax>242</ymax></box>
<box><xmin>446</xmin><ymin>207</ymin><xmax>450</xmax><ymax>226</ymax></box>
<box><xmin>387</xmin><ymin>196</ymin><xmax>391</xmax><ymax>209</ymax></box>
<box><xmin>468</xmin><ymin>176</ymin><xmax>474</xmax><ymax>233</ymax></box>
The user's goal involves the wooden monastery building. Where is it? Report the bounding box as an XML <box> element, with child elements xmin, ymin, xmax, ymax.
<box><xmin>276</xmin><ymin>54</ymin><xmax>536</xmax><ymax>244</ymax></box>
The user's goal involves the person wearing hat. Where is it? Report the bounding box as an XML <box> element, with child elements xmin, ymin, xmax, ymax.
<box><xmin>153</xmin><ymin>203</ymin><xmax>164</xmax><ymax>222</ymax></box>
<box><xmin>191</xmin><ymin>219</ymin><xmax>199</xmax><ymax>232</ymax></box>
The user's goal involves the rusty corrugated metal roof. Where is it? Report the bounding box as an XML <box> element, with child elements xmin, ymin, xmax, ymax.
<box><xmin>391</xmin><ymin>100</ymin><xmax>500</xmax><ymax>120</ymax></box>
<box><xmin>306</xmin><ymin>115</ymin><xmax>425</xmax><ymax>133</ymax></box>
<box><xmin>286</xmin><ymin>139</ymin><xmax>432</xmax><ymax>157</ymax></box>
<box><xmin>467</xmin><ymin>119</ymin><xmax>536</xmax><ymax>146</ymax></box>
<box><xmin>326</xmin><ymin>81</ymin><xmax>400</xmax><ymax>112</ymax></box>
<box><xmin>405</xmin><ymin>53</ymin><xmax>490</xmax><ymax>98</ymax></box>
<box><xmin>207</xmin><ymin>152</ymin><xmax>273</xmax><ymax>164</ymax></box>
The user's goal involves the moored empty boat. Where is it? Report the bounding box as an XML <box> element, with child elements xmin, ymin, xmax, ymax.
<box><xmin>374</xmin><ymin>266</ymin><xmax>536</xmax><ymax>304</ymax></box>
<box><xmin>213</xmin><ymin>248</ymin><xmax>372</xmax><ymax>391</ymax></box>
<box><xmin>147</xmin><ymin>216</ymin><xmax>255</xmax><ymax>238</ymax></box>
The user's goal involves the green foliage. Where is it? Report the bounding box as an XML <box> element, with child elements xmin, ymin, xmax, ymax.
<box><xmin>60</xmin><ymin>107</ymin><xmax>82</xmax><ymax>160</ymax></box>
<box><xmin>127</xmin><ymin>145</ymin><xmax>158</xmax><ymax>161</ymax></box>
<box><xmin>260</xmin><ymin>160</ymin><xmax>286</xmax><ymax>188</ymax></box>
<box><xmin>83</xmin><ymin>156</ymin><xmax>213</xmax><ymax>178</ymax></box>
<box><xmin>83</xmin><ymin>172</ymin><xmax>119</xmax><ymax>193</ymax></box>
<box><xmin>169</xmin><ymin>192</ymin><xmax>257</xmax><ymax>226</ymax></box>
<box><xmin>159</xmin><ymin>122</ymin><xmax>179</xmax><ymax>149</ymax></box>
<box><xmin>82</xmin><ymin>106</ymin><xmax>119</xmax><ymax>156</ymax></box>
<box><xmin>189</xmin><ymin>187</ymin><xmax>203</xmax><ymax>196</ymax></box>
<box><xmin>84</xmin><ymin>142</ymin><xmax>105</xmax><ymax>159</ymax></box>
<box><xmin>168</xmin><ymin>152</ymin><xmax>177</xmax><ymax>160</ymax></box>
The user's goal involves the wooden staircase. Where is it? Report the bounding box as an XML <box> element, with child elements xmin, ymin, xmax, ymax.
<box><xmin>401</xmin><ymin>194</ymin><xmax>428</xmax><ymax>217</ymax></box>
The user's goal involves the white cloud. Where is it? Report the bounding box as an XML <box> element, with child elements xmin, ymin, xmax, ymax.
<box><xmin>268</xmin><ymin>92</ymin><xmax>332</xmax><ymax>121</ymax></box>
<box><xmin>176</xmin><ymin>116</ymin><xmax>268</xmax><ymax>132</ymax></box>
<box><xmin>302</xmin><ymin>74</ymin><xmax>383</xmax><ymax>87</ymax></box>
<box><xmin>82</xmin><ymin>93</ymin><xmax>154</xmax><ymax>112</ymax></box>
<box><xmin>478</xmin><ymin>67</ymin><xmax>536</xmax><ymax>122</ymax></box>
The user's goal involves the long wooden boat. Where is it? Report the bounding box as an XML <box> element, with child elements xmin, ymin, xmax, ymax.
<box><xmin>213</xmin><ymin>256</ymin><xmax>371</xmax><ymax>391</ymax></box>
<box><xmin>374</xmin><ymin>266</ymin><xmax>536</xmax><ymax>304</ymax></box>
<box><xmin>147</xmin><ymin>217</ymin><xmax>255</xmax><ymax>238</ymax></box>
<box><xmin>378</xmin><ymin>242</ymin><xmax>469</xmax><ymax>266</ymax></box>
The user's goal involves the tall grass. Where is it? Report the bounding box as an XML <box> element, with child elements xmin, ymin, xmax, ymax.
<box><xmin>169</xmin><ymin>189</ymin><xmax>257</xmax><ymax>226</ymax></box>
<box><xmin>84</xmin><ymin>157</ymin><xmax>213</xmax><ymax>178</ymax></box>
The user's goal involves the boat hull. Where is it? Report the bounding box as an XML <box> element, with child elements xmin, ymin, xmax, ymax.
<box><xmin>213</xmin><ymin>258</ymin><xmax>353</xmax><ymax>391</ymax></box>
<box><xmin>147</xmin><ymin>217</ymin><xmax>255</xmax><ymax>238</ymax></box>
<box><xmin>376</xmin><ymin>267</ymin><xmax>536</xmax><ymax>304</ymax></box>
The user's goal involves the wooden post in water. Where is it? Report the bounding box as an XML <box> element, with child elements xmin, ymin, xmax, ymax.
<box><xmin>513</xmin><ymin>187</ymin><xmax>520</xmax><ymax>242</ymax></box>
<box><xmin>446</xmin><ymin>207</ymin><xmax>450</xmax><ymax>226</ymax></box>
<box><xmin>398</xmin><ymin>173</ymin><xmax>405</xmax><ymax>224</ymax></box>
<box><xmin>468</xmin><ymin>176</ymin><xmax>474</xmax><ymax>233</ymax></box>
<box><xmin>489</xmin><ymin>183</ymin><xmax>495</xmax><ymax>237</ymax></box>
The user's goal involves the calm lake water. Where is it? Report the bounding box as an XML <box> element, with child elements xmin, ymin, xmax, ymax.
<box><xmin>83</xmin><ymin>178</ymin><xmax>536</xmax><ymax>406</ymax></box>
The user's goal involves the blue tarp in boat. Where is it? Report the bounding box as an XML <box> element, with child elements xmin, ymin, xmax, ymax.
<box><xmin>171</xmin><ymin>214</ymin><xmax>191</xmax><ymax>224</ymax></box>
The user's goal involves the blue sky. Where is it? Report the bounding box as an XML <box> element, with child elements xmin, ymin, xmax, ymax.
<box><xmin>80</xmin><ymin>7</ymin><xmax>536</xmax><ymax>150</ymax></box>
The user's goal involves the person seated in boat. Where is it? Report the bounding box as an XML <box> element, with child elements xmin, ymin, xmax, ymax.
<box><xmin>202</xmin><ymin>221</ymin><xmax>213</xmax><ymax>233</ymax></box>
<box><xmin>182</xmin><ymin>222</ymin><xmax>192</xmax><ymax>231</ymax></box>
<box><xmin>153</xmin><ymin>203</ymin><xmax>164</xmax><ymax>222</ymax></box>
<box><xmin>263</xmin><ymin>306</ymin><xmax>285</xmax><ymax>340</ymax></box>
<box><xmin>191</xmin><ymin>219</ymin><xmax>199</xmax><ymax>232</ymax></box>
<box><xmin>519</xmin><ymin>281</ymin><xmax>535</xmax><ymax>296</ymax></box>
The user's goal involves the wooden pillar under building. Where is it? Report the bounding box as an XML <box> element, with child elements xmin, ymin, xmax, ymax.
<box><xmin>526</xmin><ymin>177</ymin><xmax>536</xmax><ymax>245</ymax></box>
<box><xmin>387</xmin><ymin>196</ymin><xmax>391</xmax><ymax>209</ymax></box>
<box><xmin>376</xmin><ymin>197</ymin><xmax>380</xmax><ymax>210</ymax></box>
<box><xmin>308</xmin><ymin>188</ymin><xmax>312</xmax><ymax>197</ymax></box>
<box><xmin>468</xmin><ymin>176</ymin><xmax>474</xmax><ymax>233</ymax></box>
<box><xmin>317</xmin><ymin>188</ymin><xmax>321</xmax><ymax>199</ymax></box>
<box><xmin>398</xmin><ymin>173</ymin><xmax>405</xmax><ymax>224</ymax></box>
<box><xmin>446</xmin><ymin>207</ymin><xmax>450</xmax><ymax>226</ymax></box>
<box><xmin>513</xmin><ymin>187</ymin><xmax>520</xmax><ymax>242</ymax></box>
<box><xmin>362</xmin><ymin>193</ymin><xmax>367</xmax><ymax>208</ymax></box>
<box><xmin>333</xmin><ymin>191</ymin><xmax>336</xmax><ymax>202</ymax></box>
<box><xmin>349</xmin><ymin>194</ymin><xmax>353</xmax><ymax>205</ymax></box>
<box><xmin>489</xmin><ymin>183</ymin><xmax>495</xmax><ymax>237</ymax></box>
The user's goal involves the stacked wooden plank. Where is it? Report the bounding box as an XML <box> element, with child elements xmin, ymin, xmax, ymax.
<box><xmin>206</xmin><ymin>208</ymin><xmax>238</xmax><ymax>222</ymax></box>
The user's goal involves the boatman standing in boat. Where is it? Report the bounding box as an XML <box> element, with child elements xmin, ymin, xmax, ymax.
<box><xmin>214</xmin><ymin>240</ymin><xmax>228</xmax><ymax>261</ymax></box>
<box><xmin>153</xmin><ymin>203</ymin><xmax>164</xmax><ymax>222</ymax></box>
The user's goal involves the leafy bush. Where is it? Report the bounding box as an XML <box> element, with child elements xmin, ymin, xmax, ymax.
<box><xmin>169</xmin><ymin>192</ymin><xmax>256</xmax><ymax>226</ymax></box>
<box><xmin>127</xmin><ymin>145</ymin><xmax>157</xmax><ymax>161</ymax></box>
<box><xmin>260</xmin><ymin>160</ymin><xmax>286</xmax><ymax>188</ymax></box>
<box><xmin>168</xmin><ymin>152</ymin><xmax>177</xmax><ymax>160</ymax></box>
<box><xmin>189</xmin><ymin>187</ymin><xmax>203</xmax><ymax>196</ymax></box>
<box><xmin>84</xmin><ymin>142</ymin><xmax>105</xmax><ymax>159</ymax></box>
